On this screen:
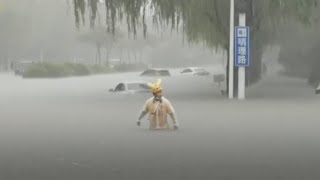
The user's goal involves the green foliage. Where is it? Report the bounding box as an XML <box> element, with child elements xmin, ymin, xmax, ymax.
<box><xmin>22</xmin><ymin>62</ymin><xmax>147</xmax><ymax>78</ymax></box>
<box><xmin>23</xmin><ymin>64</ymin><xmax>50</xmax><ymax>78</ymax></box>
<box><xmin>23</xmin><ymin>63</ymin><xmax>108</xmax><ymax>78</ymax></box>
<box><xmin>24</xmin><ymin>63</ymin><xmax>68</xmax><ymax>78</ymax></box>
<box><xmin>88</xmin><ymin>64</ymin><xmax>112</xmax><ymax>74</ymax></box>
<box><xmin>64</xmin><ymin>63</ymin><xmax>91</xmax><ymax>76</ymax></box>
<box><xmin>113</xmin><ymin>62</ymin><xmax>148</xmax><ymax>72</ymax></box>
<box><xmin>73</xmin><ymin>0</ymin><xmax>318</xmax><ymax>48</ymax></box>
<box><xmin>72</xmin><ymin>0</ymin><xmax>319</xmax><ymax>85</ymax></box>
<box><xmin>73</xmin><ymin>0</ymin><xmax>86</xmax><ymax>28</ymax></box>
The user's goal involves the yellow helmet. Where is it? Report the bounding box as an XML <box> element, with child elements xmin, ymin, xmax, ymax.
<box><xmin>147</xmin><ymin>79</ymin><xmax>162</xmax><ymax>93</ymax></box>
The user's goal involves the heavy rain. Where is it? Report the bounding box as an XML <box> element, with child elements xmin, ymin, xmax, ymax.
<box><xmin>1</xmin><ymin>0</ymin><xmax>320</xmax><ymax>180</ymax></box>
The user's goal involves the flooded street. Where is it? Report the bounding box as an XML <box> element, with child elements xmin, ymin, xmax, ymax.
<box><xmin>2</xmin><ymin>0</ymin><xmax>320</xmax><ymax>179</ymax></box>
<box><xmin>1</xmin><ymin>72</ymin><xmax>320</xmax><ymax>180</ymax></box>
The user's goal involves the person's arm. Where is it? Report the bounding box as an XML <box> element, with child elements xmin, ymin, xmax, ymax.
<box><xmin>137</xmin><ymin>111</ymin><xmax>147</xmax><ymax>126</ymax></box>
<box><xmin>169</xmin><ymin>112</ymin><xmax>179</xmax><ymax>130</ymax></box>
<box><xmin>137</xmin><ymin>102</ymin><xmax>148</xmax><ymax>126</ymax></box>
<box><xmin>166</xmin><ymin>100</ymin><xmax>179</xmax><ymax>130</ymax></box>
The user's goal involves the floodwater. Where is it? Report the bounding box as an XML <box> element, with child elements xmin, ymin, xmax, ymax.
<box><xmin>0</xmin><ymin>70</ymin><xmax>320</xmax><ymax>180</ymax></box>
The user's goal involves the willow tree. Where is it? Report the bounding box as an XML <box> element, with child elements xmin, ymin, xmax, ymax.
<box><xmin>73</xmin><ymin>0</ymin><xmax>318</xmax><ymax>91</ymax></box>
<box><xmin>276</xmin><ymin>9</ymin><xmax>320</xmax><ymax>85</ymax></box>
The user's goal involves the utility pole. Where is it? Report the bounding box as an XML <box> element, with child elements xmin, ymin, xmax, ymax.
<box><xmin>238</xmin><ymin>13</ymin><xmax>247</xmax><ymax>99</ymax></box>
<box><xmin>228</xmin><ymin>0</ymin><xmax>235</xmax><ymax>99</ymax></box>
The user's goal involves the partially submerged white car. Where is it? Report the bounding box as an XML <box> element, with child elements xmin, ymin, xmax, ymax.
<box><xmin>316</xmin><ymin>83</ymin><xmax>320</xmax><ymax>95</ymax></box>
<box><xmin>109</xmin><ymin>81</ymin><xmax>151</xmax><ymax>94</ymax></box>
<box><xmin>140</xmin><ymin>68</ymin><xmax>171</xmax><ymax>77</ymax></box>
<box><xmin>180</xmin><ymin>67</ymin><xmax>210</xmax><ymax>76</ymax></box>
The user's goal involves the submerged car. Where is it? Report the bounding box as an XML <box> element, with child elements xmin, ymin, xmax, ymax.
<box><xmin>180</xmin><ymin>67</ymin><xmax>210</xmax><ymax>76</ymax></box>
<box><xmin>14</xmin><ymin>61</ymin><xmax>34</xmax><ymax>76</ymax></box>
<box><xmin>140</xmin><ymin>68</ymin><xmax>171</xmax><ymax>77</ymax></box>
<box><xmin>109</xmin><ymin>81</ymin><xmax>151</xmax><ymax>94</ymax></box>
<box><xmin>316</xmin><ymin>83</ymin><xmax>320</xmax><ymax>95</ymax></box>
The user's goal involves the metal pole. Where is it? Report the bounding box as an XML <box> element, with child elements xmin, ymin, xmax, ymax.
<box><xmin>238</xmin><ymin>13</ymin><xmax>246</xmax><ymax>99</ymax></box>
<box><xmin>228</xmin><ymin>0</ymin><xmax>235</xmax><ymax>99</ymax></box>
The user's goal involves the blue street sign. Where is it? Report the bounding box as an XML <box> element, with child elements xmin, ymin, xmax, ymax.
<box><xmin>235</xmin><ymin>26</ymin><xmax>250</xmax><ymax>66</ymax></box>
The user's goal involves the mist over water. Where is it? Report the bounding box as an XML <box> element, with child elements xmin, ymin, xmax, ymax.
<box><xmin>1</xmin><ymin>0</ymin><xmax>320</xmax><ymax>180</ymax></box>
<box><xmin>1</xmin><ymin>70</ymin><xmax>320</xmax><ymax>180</ymax></box>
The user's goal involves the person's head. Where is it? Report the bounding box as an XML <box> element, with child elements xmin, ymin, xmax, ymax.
<box><xmin>148</xmin><ymin>79</ymin><xmax>163</xmax><ymax>98</ymax></box>
<box><xmin>153</xmin><ymin>90</ymin><xmax>162</xmax><ymax>98</ymax></box>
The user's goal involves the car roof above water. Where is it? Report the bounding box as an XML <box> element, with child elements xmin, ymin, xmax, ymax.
<box><xmin>121</xmin><ymin>81</ymin><xmax>147</xmax><ymax>84</ymax></box>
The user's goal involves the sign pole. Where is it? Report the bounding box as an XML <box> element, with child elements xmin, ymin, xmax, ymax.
<box><xmin>238</xmin><ymin>13</ymin><xmax>246</xmax><ymax>99</ymax></box>
<box><xmin>228</xmin><ymin>0</ymin><xmax>235</xmax><ymax>99</ymax></box>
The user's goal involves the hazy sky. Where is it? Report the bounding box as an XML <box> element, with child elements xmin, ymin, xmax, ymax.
<box><xmin>0</xmin><ymin>0</ymin><xmax>222</xmax><ymax>67</ymax></box>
